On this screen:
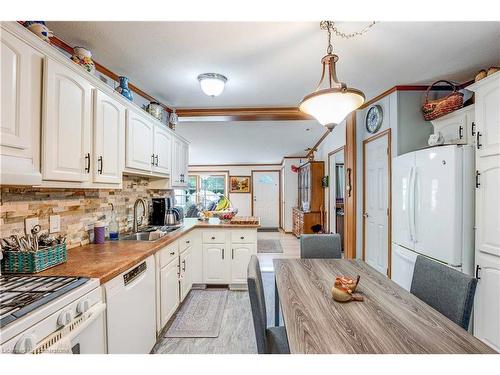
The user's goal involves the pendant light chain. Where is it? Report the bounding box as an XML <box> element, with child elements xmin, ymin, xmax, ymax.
<box><xmin>320</xmin><ymin>21</ymin><xmax>377</xmax><ymax>53</ymax></box>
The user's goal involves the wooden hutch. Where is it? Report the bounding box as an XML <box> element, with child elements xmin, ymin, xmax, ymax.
<box><xmin>292</xmin><ymin>160</ymin><xmax>325</xmax><ymax>237</ymax></box>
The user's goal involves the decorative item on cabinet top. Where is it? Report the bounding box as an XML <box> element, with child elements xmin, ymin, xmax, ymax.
<box><xmin>115</xmin><ymin>76</ymin><xmax>134</xmax><ymax>101</ymax></box>
<box><xmin>144</xmin><ymin>102</ymin><xmax>163</xmax><ymax>121</ymax></box>
<box><xmin>169</xmin><ymin>109</ymin><xmax>178</xmax><ymax>130</ymax></box>
<box><xmin>21</xmin><ymin>21</ymin><xmax>53</xmax><ymax>43</ymax></box>
<box><xmin>70</xmin><ymin>46</ymin><xmax>96</xmax><ymax>74</ymax></box>
<box><xmin>421</xmin><ymin>80</ymin><xmax>464</xmax><ymax>121</ymax></box>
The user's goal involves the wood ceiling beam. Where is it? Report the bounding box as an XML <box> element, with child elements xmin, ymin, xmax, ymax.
<box><xmin>177</xmin><ymin>107</ymin><xmax>313</xmax><ymax>121</ymax></box>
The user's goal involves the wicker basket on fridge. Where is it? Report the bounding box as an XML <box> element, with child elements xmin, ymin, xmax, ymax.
<box><xmin>421</xmin><ymin>80</ymin><xmax>464</xmax><ymax>121</ymax></box>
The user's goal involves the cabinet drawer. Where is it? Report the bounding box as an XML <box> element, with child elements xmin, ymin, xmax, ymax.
<box><xmin>180</xmin><ymin>233</ymin><xmax>193</xmax><ymax>252</ymax></box>
<box><xmin>230</xmin><ymin>230</ymin><xmax>257</xmax><ymax>244</ymax></box>
<box><xmin>202</xmin><ymin>231</ymin><xmax>226</xmax><ymax>244</ymax></box>
<box><xmin>159</xmin><ymin>241</ymin><xmax>179</xmax><ymax>268</ymax></box>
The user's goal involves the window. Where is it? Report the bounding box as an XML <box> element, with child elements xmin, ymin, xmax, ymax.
<box><xmin>174</xmin><ymin>173</ymin><xmax>228</xmax><ymax>216</ymax></box>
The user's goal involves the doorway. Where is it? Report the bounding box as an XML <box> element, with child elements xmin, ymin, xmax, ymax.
<box><xmin>328</xmin><ymin>147</ymin><xmax>345</xmax><ymax>251</ymax></box>
<box><xmin>251</xmin><ymin>170</ymin><xmax>281</xmax><ymax>229</ymax></box>
<box><xmin>363</xmin><ymin>129</ymin><xmax>391</xmax><ymax>276</ymax></box>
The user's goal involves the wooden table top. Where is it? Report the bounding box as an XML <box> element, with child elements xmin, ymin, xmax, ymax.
<box><xmin>273</xmin><ymin>259</ymin><xmax>495</xmax><ymax>354</ymax></box>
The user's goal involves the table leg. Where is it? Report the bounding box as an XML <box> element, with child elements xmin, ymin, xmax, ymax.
<box><xmin>274</xmin><ymin>276</ymin><xmax>279</xmax><ymax>326</ymax></box>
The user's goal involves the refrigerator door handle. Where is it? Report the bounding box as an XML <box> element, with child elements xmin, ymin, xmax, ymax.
<box><xmin>410</xmin><ymin>167</ymin><xmax>418</xmax><ymax>243</ymax></box>
<box><xmin>406</xmin><ymin>167</ymin><xmax>414</xmax><ymax>242</ymax></box>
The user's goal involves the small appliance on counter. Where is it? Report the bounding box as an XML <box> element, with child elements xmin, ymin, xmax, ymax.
<box><xmin>150</xmin><ymin>197</ymin><xmax>183</xmax><ymax>227</ymax></box>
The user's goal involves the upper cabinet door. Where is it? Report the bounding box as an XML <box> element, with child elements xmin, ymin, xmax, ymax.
<box><xmin>474</xmin><ymin>75</ymin><xmax>500</xmax><ymax>159</ymax></box>
<box><xmin>1</xmin><ymin>30</ymin><xmax>39</xmax><ymax>151</ymax></box>
<box><xmin>152</xmin><ymin>124</ymin><xmax>172</xmax><ymax>175</ymax></box>
<box><xmin>43</xmin><ymin>58</ymin><xmax>93</xmax><ymax>182</ymax></box>
<box><xmin>0</xmin><ymin>28</ymin><xmax>43</xmax><ymax>185</ymax></box>
<box><xmin>126</xmin><ymin>109</ymin><xmax>154</xmax><ymax>172</ymax></box>
<box><xmin>93</xmin><ymin>90</ymin><xmax>126</xmax><ymax>184</ymax></box>
<box><xmin>171</xmin><ymin>136</ymin><xmax>189</xmax><ymax>187</ymax></box>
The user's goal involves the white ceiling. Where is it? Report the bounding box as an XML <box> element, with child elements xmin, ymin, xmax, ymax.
<box><xmin>47</xmin><ymin>21</ymin><xmax>500</xmax><ymax>108</ymax></box>
<box><xmin>175</xmin><ymin>120</ymin><xmax>323</xmax><ymax>164</ymax></box>
<box><xmin>46</xmin><ymin>21</ymin><xmax>499</xmax><ymax>164</ymax></box>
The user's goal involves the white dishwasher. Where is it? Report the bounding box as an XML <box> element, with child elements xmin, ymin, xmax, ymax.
<box><xmin>104</xmin><ymin>255</ymin><xmax>156</xmax><ymax>354</ymax></box>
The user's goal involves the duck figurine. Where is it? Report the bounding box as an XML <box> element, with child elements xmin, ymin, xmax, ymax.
<box><xmin>331</xmin><ymin>275</ymin><xmax>363</xmax><ymax>302</ymax></box>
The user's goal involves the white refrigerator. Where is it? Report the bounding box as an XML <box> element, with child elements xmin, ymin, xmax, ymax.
<box><xmin>391</xmin><ymin>145</ymin><xmax>475</xmax><ymax>291</ymax></box>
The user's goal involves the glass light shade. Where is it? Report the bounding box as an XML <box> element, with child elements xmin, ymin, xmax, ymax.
<box><xmin>198</xmin><ymin>73</ymin><xmax>227</xmax><ymax>97</ymax></box>
<box><xmin>299</xmin><ymin>88</ymin><xmax>365</xmax><ymax>127</ymax></box>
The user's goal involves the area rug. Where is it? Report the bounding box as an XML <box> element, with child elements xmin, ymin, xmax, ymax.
<box><xmin>257</xmin><ymin>239</ymin><xmax>283</xmax><ymax>254</ymax></box>
<box><xmin>165</xmin><ymin>289</ymin><xmax>228</xmax><ymax>338</ymax></box>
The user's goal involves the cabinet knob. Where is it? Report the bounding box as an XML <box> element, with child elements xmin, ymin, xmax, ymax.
<box><xmin>211</xmin><ymin>236</ymin><xmax>215</xmax><ymax>240</ymax></box>
<box><xmin>170</xmin><ymin>251</ymin><xmax>175</xmax><ymax>255</ymax></box>
<box><xmin>240</xmin><ymin>236</ymin><xmax>244</xmax><ymax>240</ymax></box>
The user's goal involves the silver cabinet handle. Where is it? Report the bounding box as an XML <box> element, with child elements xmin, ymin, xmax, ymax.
<box><xmin>182</xmin><ymin>259</ymin><xmax>186</xmax><ymax>272</ymax></box>
<box><xmin>85</xmin><ymin>153</ymin><xmax>90</xmax><ymax>173</ymax></box>
<box><xmin>232</xmin><ymin>248</ymin><xmax>234</xmax><ymax>259</ymax></box>
<box><xmin>151</xmin><ymin>154</ymin><xmax>155</xmax><ymax>165</ymax></box>
<box><xmin>222</xmin><ymin>248</ymin><xmax>224</xmax><ymax>260</ymax></box>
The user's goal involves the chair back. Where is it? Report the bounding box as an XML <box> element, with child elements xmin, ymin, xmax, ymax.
<box><xmin>410</xmin><ymin>255</ymin><xmax>477</xmax><ymax>329</ymax></box>
<box><xmin>247</xmin><ymin>255</ymin><xmax>268</xmax><ymax>353</ymax></box>
<box><xmin>300</xmin><ymin>234</ymin><xmax>342</xmax><ymax>259</ymax></box>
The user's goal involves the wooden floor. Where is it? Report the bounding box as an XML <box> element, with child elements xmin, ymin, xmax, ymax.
<box><xmin>152</xmin><ymin>231</ymin><xmax>299</xmax><ymax>354</ymax></box>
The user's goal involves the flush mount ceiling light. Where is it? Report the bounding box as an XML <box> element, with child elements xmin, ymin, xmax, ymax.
<box><xmin>198</xmin><ymin>73</ymin><xmax>228</xmax><ymax>97</ymax></box>
<box><xmin>299</xmin><ymin>21</ymin><xmax>376</xmax><ymax>128</ymax></box>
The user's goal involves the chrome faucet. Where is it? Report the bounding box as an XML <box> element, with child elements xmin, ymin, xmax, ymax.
<box><xmin>133</xmin><ymin>198</ymin><xmax>147</xmax><ymax>233</ymax></box>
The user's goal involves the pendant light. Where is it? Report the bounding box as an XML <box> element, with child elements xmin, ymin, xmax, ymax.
<box><xmin>299</xmin><ymin>21</ymin><xmax>375</xmax><ymax>128</ymax></box>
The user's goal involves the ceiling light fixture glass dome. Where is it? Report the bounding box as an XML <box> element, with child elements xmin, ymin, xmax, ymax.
<box><xmin>198</xmin><ymin>73</ymin><xmax>228</xmax><ymax>97</ymax></box>
<box><xmin>299</xmin><ymin>21</ymin><xmax>368</xmax><ymax>128</ymax></box>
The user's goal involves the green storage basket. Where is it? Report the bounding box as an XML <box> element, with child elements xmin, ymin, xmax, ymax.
<box><xmin>1</xmin><ymin>243</ymin><xmax>67</xmax><ymax>273</ymax></box>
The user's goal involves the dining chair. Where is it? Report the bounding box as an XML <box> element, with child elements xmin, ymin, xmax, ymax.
<box><xmin>300</xmin><ymin>233</ymin><xmax>342</xmax><ymax>259</ymax></box>
<box><xmin>410</xmin><ymin>255</ymin><xmax>477</xmax><ymax>330</ymax></box>
<box><xmin>247</xmin><ymin>255</ymin><xmax>290</xmax><ymax>354</ymax></box>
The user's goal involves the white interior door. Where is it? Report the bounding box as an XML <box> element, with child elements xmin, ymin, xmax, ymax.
<box><xmin>364</xmin><ymin>134</ymin><xmax>390</xmax><ymax>275</ymax></box>
<box><xmin>252</xmin><ymin>171</ymin><xmax>280</xmax><ymax>228</ymax></box>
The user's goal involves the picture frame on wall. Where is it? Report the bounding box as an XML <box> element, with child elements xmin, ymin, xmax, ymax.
<box><xmin>230</xmin><ymin>176</ymin><xmax>251</xmax><ymax>193</ymax></box>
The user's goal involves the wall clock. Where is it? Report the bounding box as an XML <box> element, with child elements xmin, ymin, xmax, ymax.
<box><xmin>366</xmin><ymin>105</ymin><xmax>383</xmax><ymax>134</ymax></box>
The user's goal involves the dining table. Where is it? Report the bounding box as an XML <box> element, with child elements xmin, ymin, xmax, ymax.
<box><xmin>273</xmin><ymin>258</ymin><xmax>496</xmax><ymax>354</ymax></box>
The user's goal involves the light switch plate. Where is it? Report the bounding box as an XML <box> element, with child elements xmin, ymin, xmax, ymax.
<box><xmin>49</xmin><ymin>215</ymin><xmax>61</xmax><ymax>233</ymax></box>
<box><xmin>24</xmin><ymin>217</ymin><xmax>39</xmax><ymax>234</ymax></box>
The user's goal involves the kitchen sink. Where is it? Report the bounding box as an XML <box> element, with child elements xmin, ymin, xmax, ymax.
<box><xmin>121</xmin><ymin>226</ymin><xmax>182</xmax><ymax>241</ymax></box>
<box><xmin>121</xmin><ymin>232</ymin><xmax>155</xmax><ymax>241</ymax></box>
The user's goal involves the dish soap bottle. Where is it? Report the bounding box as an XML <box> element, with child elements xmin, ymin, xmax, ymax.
<box><xmin>109</xmin><ymin>203</ymin><xmax>119</xmax><ymax>241</ymax></box>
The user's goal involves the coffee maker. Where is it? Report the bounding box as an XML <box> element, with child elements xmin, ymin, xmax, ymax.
<box><xmin>150</xmin><ymin>197</ymin><xmax>183</xmax><ymax>226</ymax></box>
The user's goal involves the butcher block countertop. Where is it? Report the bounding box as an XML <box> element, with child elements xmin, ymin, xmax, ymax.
<box><xmin>38</xmin><ymin>218</ymin><xmax>259</xmax><ymax>284</ymax></box>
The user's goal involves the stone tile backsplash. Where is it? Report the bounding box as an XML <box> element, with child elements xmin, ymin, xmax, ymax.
<box><xmin>0</xmin><ymin>176</ymin><xmax>172</xmax><ymax>249</ymax></box>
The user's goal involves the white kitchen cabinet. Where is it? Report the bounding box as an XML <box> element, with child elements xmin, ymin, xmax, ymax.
<box><xmin>180</xmin><ymin>247</ymin><xmax>193</xmax><ymax>302</ymax></box>
<box><xmin>172</xmin><ymin>136</ymin><xmax>189</xmax><ymax>187</ymax></box>
<box><xmin>431</xmin><ymin>105</ymin><xmax>475</xmax><ymax>145</ymax></box>
<box><xmin>152</xmin><ymin>124</ymin><xmax>172</xmax><ymax>175</ymax></box>
<box><xmin>126</xmin><ymin>109</ymin><xmax>154</xmax><ymax>172</ymax></box>
<box><xmin>42</xmin><ymin>58</ymin><xmax>93</xmax><ymax>182</ymax></box>
<box><xmin>0</xmin><ymin>27</ymin><xmax>43</xmax><ymax>185</ymax></box>
<box><xmin>231</xmin><ymin>244</ymin><xmax>255</xmax><ymax>284</ymax></box>
<box><xmin>474</xmin><ymin>252</ymin><xmax>500</xmax><ymax>352</ymax></box>
<box><xmin>468</xmin><ymin>72</ymin><xmax>500</xmax><ymax>350</ymax></box>
<box><xmin>159</xmin><ymin>257</ymin><xmax>180</xmax><ymax>329</ymax></box>
<box><xmin>93</xmin><ymin>89</ymin><xmax>125</xmax><ymax>184</ymax></box>
<box><xmin>203</xmin><ymin>244</ymin><xmax>229</xmax><ymax>284</ymax></box>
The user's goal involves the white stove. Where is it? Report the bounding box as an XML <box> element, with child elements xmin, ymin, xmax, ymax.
<box><xmin>0</xmin><ymin>275</ymin><xmax>106</xmax><ymax>354</ymax></box>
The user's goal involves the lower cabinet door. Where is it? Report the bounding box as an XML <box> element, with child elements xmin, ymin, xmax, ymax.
<box><xmin>203</xmin><ymin>244</ymin><xmax>229</xmax><ymax>283</ymax></box>
<box><xmin>180</xmin><ymin>248</ymin><xmax>192</xmax><ymax>302</ymax></box>
<box><xmin>160</xmin><ymin>258</ymin><xmax>180</xmax><ymax>328</ymax></box>
<box><xmin>231</xmin><ymin>244</ymin><xmax>255</xmax><ymax>284</ymax></box>
<box><xmin>474</xmin><ymin>252</ymin><xmax>500</xmax><ymax>352</ymax></box>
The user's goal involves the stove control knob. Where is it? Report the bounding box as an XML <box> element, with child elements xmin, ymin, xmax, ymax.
<box><xmin>76</xmin><ymin>299</ymin><xmax>90</xmax><ymax>314</ymax></box>
<box><xmin>57</xmin><ymin>309</ymin><xmax>73</xmax><ymax>327</ymax></box>
<box><xmin>14</xmin><ymin>333</ymin><xmax>37</xmax><ymax>354</ymax></box>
